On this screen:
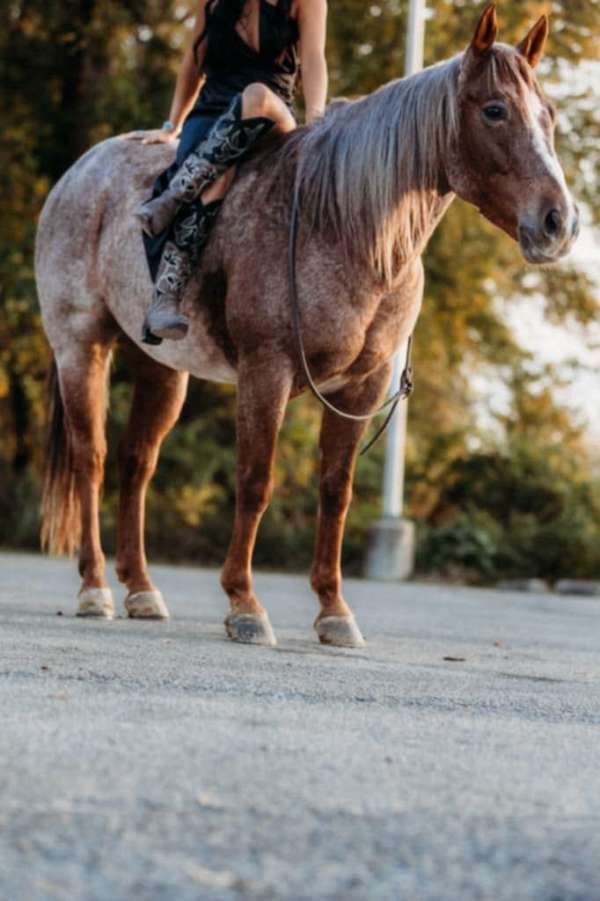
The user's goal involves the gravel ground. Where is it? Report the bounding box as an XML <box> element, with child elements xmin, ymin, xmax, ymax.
<box><xmin>1</xmin><ymin>551</ymin><xmax>600</xmax><ymax>901</ymax></box>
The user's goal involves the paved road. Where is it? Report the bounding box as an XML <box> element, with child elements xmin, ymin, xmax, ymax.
<box><xmin>1</xmin><ymin>552</ymin><xmax>600</xmax><ymax>901</ymax></box>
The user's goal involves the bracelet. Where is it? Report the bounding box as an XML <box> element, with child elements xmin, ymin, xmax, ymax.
<box><xmin>162</xmin><ymin>120</ymin><xmax>176</xmax><ymax>132</ymax></box>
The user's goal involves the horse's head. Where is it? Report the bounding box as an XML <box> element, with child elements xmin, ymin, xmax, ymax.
<box><xmin>447</xmin><ymin>4</ymin><xmax>579</xmax><ymax>264</ymax></box>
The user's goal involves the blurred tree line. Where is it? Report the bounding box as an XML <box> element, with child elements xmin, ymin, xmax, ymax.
<box><xmin>1</xmin><ymin>0</ymin><xmax>599</xmax><ymax>582</ymax></box>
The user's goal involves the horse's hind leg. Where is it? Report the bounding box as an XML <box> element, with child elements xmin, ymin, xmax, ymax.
<box><xmin>51</xmin><ymin>343</ymin><xmax>115</xmax><ymax>618</ymax></box>
<box><xmin>221</xmin><ymin>356</ymin><xmax>293</xmax><ymax>646</ymax></box>
<box><xmin>115</xmin><ymin>342</ymin><xmax>188</xmax><ymax>619</ymax></box>
<box><xmin>311</xmin><ymin>366</ymin><xmax>391</xmax><ymax>647</ymax></box>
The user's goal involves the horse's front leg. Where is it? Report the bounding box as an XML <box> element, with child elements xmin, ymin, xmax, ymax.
<box><xmin>221</xmin><ymin>355</ymin><xmax>293</xmax><ymax>646</ymax></box>
<box><xmin>311</xmin><ymin>365</ymin><xmax>392</xmax><ymax>648</ymax></box>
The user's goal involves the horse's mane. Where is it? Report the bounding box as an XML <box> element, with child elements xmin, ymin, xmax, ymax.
<box><xmin>282</xmin><ymin>55</ymin><xmax>464</xmax><ymax>285</ymax></box>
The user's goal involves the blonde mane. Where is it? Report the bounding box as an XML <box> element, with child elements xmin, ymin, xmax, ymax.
<box><xmin>289</xmin><ymin>55</ymin><xmax>465</xmax><ymax>284</ymax></box>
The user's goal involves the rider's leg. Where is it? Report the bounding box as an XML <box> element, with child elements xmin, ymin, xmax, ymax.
<box><xmin>141</xmin><ymin>85</ymin><xmax>296</xmax><ymax>343</ymax></box>
<box><xmin>142</xmin><ymin>198</ymin><xmax>222</xmax><ymax>344</ymax></box>
<box><xmin>138</xmin><ymin>84</ymin><xmax>296</xmax><ymax>237</ymax></box>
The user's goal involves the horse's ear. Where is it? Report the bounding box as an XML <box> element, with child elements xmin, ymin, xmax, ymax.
<box><xmin>516</xmin><ymin>15</ymin><xmax>549</xmax><ymax>68</ymax></box>
<box><xmin>470</xmin><ymin>4</ymin><xmax>498</xmax><ymax>57</ymax></box>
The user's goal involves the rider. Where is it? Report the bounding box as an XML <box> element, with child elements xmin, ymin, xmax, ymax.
<box><xmin>127</xmin><ymin>0</ymin><xmax>328</xmax><ymax>344</ymax></box>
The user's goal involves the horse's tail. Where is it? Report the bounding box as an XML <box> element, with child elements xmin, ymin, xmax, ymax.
<box><xmin>41</xmin><ymin>359</ymin><xmax>80</xmax><ymax>555</ymax></box>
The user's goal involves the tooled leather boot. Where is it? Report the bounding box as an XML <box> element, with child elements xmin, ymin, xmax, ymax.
<box><xmin>137</xmin><ymin>94</ymin><xmax>275</xmax><ymax>237</ymax></box>
<box><xmin>142</xmin><ymin>199</ymin><xmax>222</xmax><ymax>344</ymax></box>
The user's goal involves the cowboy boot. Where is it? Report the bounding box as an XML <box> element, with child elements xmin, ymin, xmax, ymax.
<box><xmin>137</xmin><ymin>95</ymin><xmax>274</xmax><ymax>237</ymax></box>
<box><xmin>142</xmin><ymin>199</ymin><xmax>222</xmax><ymax>344</ymax></box>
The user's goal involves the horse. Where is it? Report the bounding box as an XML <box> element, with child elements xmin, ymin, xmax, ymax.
<box><xmin>35</xmin><ymin>6</ymin><xmax>578</xmax><ymax>647</ymax></box>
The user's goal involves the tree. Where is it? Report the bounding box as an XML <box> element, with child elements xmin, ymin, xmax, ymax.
<box><xmin>1</xmin><ymin>0</ymin><xmax>599</xmax><ymax>581</ymax></box>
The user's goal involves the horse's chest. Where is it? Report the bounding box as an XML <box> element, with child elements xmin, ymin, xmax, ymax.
<box><xmin>319</xmin><ymin>300</ymin><xmax>410</xmax><ymax>391</ymax></box>
<box><xmin>315</xmin><ymin>286</ymin><xmax>417</xmax><ymax>393</ymax></box>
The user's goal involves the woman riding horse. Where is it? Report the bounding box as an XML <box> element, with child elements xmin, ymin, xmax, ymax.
<box><xmin>127</xmin><ymin>0</ymin><xmax>327</xmax><ymax>344</ymax></box>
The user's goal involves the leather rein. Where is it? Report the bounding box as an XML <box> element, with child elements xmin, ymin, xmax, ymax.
<box><xmin>287</xmin><ymin>186</ymin><xmax>414</xmax><ymax>455</ymax></box>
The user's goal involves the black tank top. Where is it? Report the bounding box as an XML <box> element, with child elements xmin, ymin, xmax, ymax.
<box><xmin>200</xmin><ymin>0</ymin><xmax>300</xmax><ymax>110</ymax></box>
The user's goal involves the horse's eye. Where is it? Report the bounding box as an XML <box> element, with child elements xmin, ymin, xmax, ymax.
<box><xmin>483</xmin><ymin>104</ymin><xmax>507</xmax><ymax>122</ymax></box>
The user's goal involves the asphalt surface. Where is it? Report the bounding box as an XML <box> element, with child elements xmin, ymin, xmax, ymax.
<box><xmin>1</xmin><ymin>551</ymin><xmax>600</xmax><ymax>901</ymax></box>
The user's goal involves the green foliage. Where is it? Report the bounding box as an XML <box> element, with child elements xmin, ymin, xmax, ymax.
<box><xmin>417</xmin><ymin>511</ymin><xmax>502</xmax><ymax>582</ymax></box>
<box><xmin>419</xmin><ymin>442</ymin><xmax>600</xmax><ymax>584</ymax></box>
<box><xmin>1</xmin><ymin>0</ymin><xmax>599</xmax><ymax>582</ymax></box>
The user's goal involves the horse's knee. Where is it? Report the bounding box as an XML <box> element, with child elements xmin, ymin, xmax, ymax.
<box><xmin>238</xmin><ymin>463</ymin><xmax>273</xmax><ymax>514</ymax></box>
<box><xmin>242</xmin><ymin>83</ymin><xmax>277</xmax><ymax>119</ymax></box>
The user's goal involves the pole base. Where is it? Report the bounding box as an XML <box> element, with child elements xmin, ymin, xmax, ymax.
<box><xmin>364</xmin><ymin>516</ymin><xmax>415</xmax><ymax>581</ymax></box>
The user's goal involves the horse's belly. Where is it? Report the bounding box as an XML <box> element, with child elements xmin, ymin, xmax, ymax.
<box><xmin>111</xmin><ymin>301</ymin><xmax>238</xmax><ymax>383</ymax></box>
<box><xmin>139</xmin><ymin>332</ymin><xmax>238</xmax><ymax>384</ymax></box>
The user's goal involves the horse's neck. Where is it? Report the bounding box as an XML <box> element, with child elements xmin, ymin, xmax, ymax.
<box><xmin>354</xmin><ymin>61</ymin><xmax>459</xmax><ymax>275</ymax></box>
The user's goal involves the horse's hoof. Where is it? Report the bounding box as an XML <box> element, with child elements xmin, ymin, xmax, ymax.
<box><xmin>77</xmin><ymin>587</ymin><xmax>115</xmax><ymax>619</ymax></box>
<box><xmin>124</xmin><ymin>590</ymin><xmax>170</xmax><ymax>620</ymax></box>
<box><xmin>224</xmin><ymin>612</ymin><xmax>277</xmax><ymax>646</ymax></box>
<box><xmin>315</xmin><ymin>615</ymin><xmax>366</xmax><ymax>648</ymax></box>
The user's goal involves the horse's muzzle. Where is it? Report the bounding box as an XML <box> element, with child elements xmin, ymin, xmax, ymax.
<box><xmin>518</xmin><ymin>204</ymin><xmax>580</xmax><ymax>264</ymax></box>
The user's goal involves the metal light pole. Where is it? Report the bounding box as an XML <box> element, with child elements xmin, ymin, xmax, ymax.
<box><xmin>404</xmin><ymin>0</ymin><xmax>426</xmax><ymax>77</ymax></box>
<box><xmin>365</xmin><ymin>0</ymin><xmax>426</xmax><ymax>580</ymax></box>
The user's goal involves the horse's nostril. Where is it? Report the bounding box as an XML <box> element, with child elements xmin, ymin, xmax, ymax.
<box><xmin>544</xmin><ymin>208</ymin><xmax>562</xmax><ymax>238</ymax></box>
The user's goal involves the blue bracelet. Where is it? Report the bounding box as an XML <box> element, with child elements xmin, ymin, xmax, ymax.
<box><xmin>162</xmin><ymin>120</ymin><xmax>176</xmax><ymax>132</ymax></box>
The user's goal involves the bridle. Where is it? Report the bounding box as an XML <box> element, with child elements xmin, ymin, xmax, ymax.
<box><xmin>287</xmin><ymin>185</ymin><xmax>414</xmax><ymax>456</ymax></box>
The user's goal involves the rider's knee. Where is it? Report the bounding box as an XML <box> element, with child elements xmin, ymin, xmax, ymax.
<box><xmin>242</xmin><ymin>82</ymin><xmax>276</xmax><ymax>119</ymax></box>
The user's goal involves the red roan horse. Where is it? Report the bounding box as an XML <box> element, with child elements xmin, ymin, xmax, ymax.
<box><xmin>35</xmin><ymin>6</ymin><xmax>578</xmax><ymax>647</ymax></box>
